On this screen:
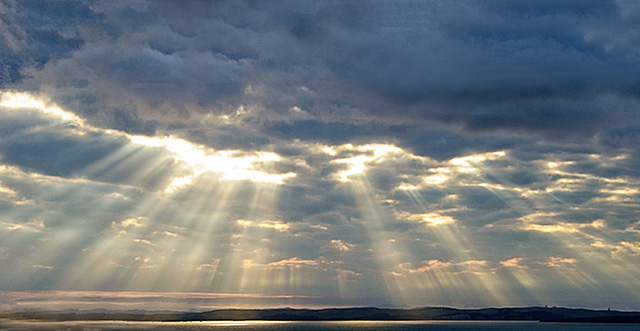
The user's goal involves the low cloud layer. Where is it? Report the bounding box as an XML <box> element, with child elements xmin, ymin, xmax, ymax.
<box><xmin>4</xmin><ymin>1</ymin><xmax>640</xmax><ymax>141</ymax></box>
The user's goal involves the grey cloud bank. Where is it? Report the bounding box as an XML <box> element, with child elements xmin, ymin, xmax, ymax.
<box><xmin>4</xmin><ymin>1</ymin><xmax>640</xmax><ymax>141</ymax></box>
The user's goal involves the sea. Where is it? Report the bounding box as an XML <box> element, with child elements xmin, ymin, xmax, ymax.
<box><xmin>0</xmin><ymin>320</ymin><xmax>638</xmax><ymax>331</ymax></box>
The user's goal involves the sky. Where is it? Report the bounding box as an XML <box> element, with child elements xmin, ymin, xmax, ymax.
<box><xmin>1</xmin><ymin>0</ymin><xmax>640</xmax><ymax>312</ymax></box>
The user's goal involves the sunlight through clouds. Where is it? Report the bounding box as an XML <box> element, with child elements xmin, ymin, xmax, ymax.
<box><xmin>2</xmin><ymin>83</ymin><xmax>640</xmax><ymax>309</ymax></box>
<box><xmin>397</xmin><ymin>212</ymin><xmax>456</xmax><ymax>227</ymax></box>
<box><xmin>1</xmin><ymin>0</ymin><xmax>640</xmax><ymax>313</ymax></box>
<box><xmin>0</xmin><ymin>91</ymin><xmax>84</xmax><ymax>125</ymax></box>
<box><xmin>130</xmin><ymin>135</ymin><xmax>296</xmax><ymax>187</ymax></box>
<box><xmin>0</xmin><ymin>90</ymin><xmax>297</xmax><ymax>193</ymax></box>
<box><xmin>0</xmin><ymin>91</ymin><xmax>304</xmax><ymax>297</ymax></box>
<box><xmin>331</xmin><ymin>144</ymin><xmax>404</xmax><ymax>182</ymax></box>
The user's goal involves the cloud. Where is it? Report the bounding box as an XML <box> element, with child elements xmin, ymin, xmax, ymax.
<box><xmin>544</xmin><ymin>257</ymin><xmax>578</xmax><ymax>269</ymax></box>
<box><xmin>393</xmin><ymin>259</ymin><xmax>491</xmax><ymax>277</ymax></box>
<box><xmin>326</xmin><ymin>239</ymin><xmax>355</xmax><ymax>252</ymax></box>
<box><xmin>0</xmin><ymin>0</ymin><xmax>94</xmax><ymax>86</ymax></box>
<box><xmin>396</xmin><ymin>212</ymin><xmax>456</xmax><ymax>227</ymax></box>
<box><xmin>2</xmin><ymin>219</ymin><xmax>43</xmax><ymax>232</ymax></box>
<box><xmin>591</xmin><ymin>240</ymin><xmax>640</xmax><ymax>256</ymax></box>
<box><xmin>32</xmin><ymin>264</ymin><xmax>54</xmax><ymax>270</ymax></box>
<box><xmin>237</xmin><ymin>220</ymin><xmax>290</xmax><ymax>232</ymax></box>
<box><xmin>2</xmin><ymin>1</ymin><xmax>640</xmax><ymax>310</ymax></box>
<box><xmin>500</xmin><ymin>257</ymin><xmax>526</xmax><ymax>268</ymax></box>
<box><xmin>2</xmin><ymin>0</ymin><xmax>638</xmax><ymax>148</ymax></box>
<box><xmin>523</xmin><ymin>219</ymin><xmax>606</xmax><ymax>233</ymax></box>
<box><xmin>0</xmin><ymin>91</ymin><xmax>297</xmax><ymax>196</ymax></box>
<box><xmin>113</xmin><ymin>217</ymin><xmax>145</xmax><ymax>229</ymax></box>
<box><xmin>247</xmin><ymin>257</ymin><xmax>322</xmax><ymax>269</ymax></box>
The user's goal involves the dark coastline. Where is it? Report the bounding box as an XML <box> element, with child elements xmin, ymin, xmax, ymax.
<box><xmin>540</xmin><ymin>315</ymin><xmax>640</xmax><ymax>324</ymax></box>
<box><xmin>2</xmin><ymin>306</ymin><xmax>640</xmax><ymax>323</ymax></box>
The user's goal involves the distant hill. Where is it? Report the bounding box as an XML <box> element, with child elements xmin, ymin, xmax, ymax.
<box><xmin>2</xmin><ymin>306</ymin><xmax>640</xmax><ymax>323</ymax></box>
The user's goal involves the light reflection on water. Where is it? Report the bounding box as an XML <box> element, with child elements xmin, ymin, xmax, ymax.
<box><xmin>0</xmin><ymin>320</ymin><xmax>638</xmax><ymax>331</ymax></box>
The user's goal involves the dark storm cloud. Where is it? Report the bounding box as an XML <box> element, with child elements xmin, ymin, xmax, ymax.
<box><xmin>352</xmin><ymin>0</ymin><xmax>640</xmax><ymax>138</ymax></box>
<box><xmin>6</xmin><ymin>0</ymin><xmax>639</xmax><ymax>149</ymax></box>
<box><xmin>0</xmin><ymin>0</ymin><xmax>95</xmax><ymax>85</ymax></box>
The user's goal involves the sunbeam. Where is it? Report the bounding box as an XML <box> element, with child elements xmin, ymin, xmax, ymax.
<box><xmin>5</xmin><ymin>1</ymin><xmax>640</xmax><ymax>314</ymax></box>
<box><xmin>0</xmin><ymin>91</ymin><xmax>300</xmax><ymax>303</ymax></box>
<box><xmin>3</xmin><ymin>86</ymin><xmax>640</xmax><ymax>310</ymax></box>
<box><xmin>331</xmin><ymin>144</ymin><xmax>416</xmax><ymax>306</ymax></box>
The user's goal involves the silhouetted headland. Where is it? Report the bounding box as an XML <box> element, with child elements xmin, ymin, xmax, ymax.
<box><xmin>2</xmin><ymin>306</ymin><xmax>640</xmax><ymax>323</ymax></box>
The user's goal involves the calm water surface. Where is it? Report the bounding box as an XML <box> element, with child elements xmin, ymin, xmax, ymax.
<box><xmin>1</xmin><ymin>320</ymin><xmax>638</xmax><ymax>331</ymax></box>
